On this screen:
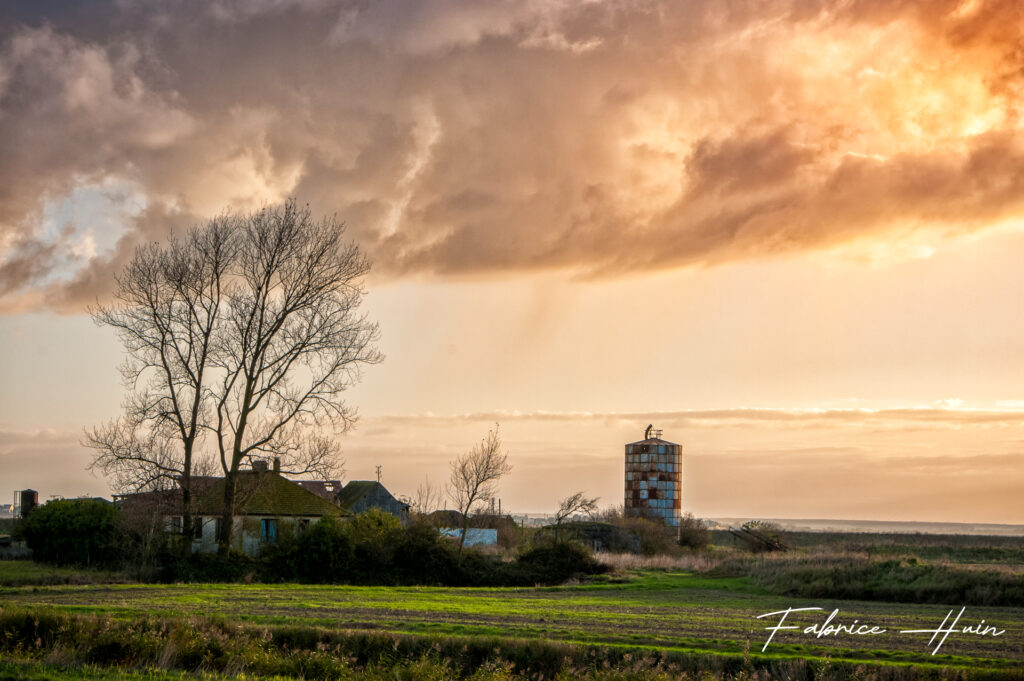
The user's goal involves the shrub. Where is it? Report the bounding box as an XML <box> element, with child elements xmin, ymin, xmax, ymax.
<box><xmin>263</xmin><ymin>515</ymin><xmax>354</xmax><ymax>583</ymax></box>
<box><xmin>677</xmin><ymin>513</ymin><xmax>711</xmax><ymax>550</ymax></box>
<box><xmin>391</xmin><ymin>520</ymin><xmax>463</xmax><ymax>585</ymax></box>
<box><xmin>260</xmin><ymin>512</ymin><xmax>608</xmax><ymax>587</ymax></box>
<box><xmin>157</xmin><ymin>548</ymin><xmax>258</xmax><ymax>583</ymax></box>
<box><xmin>20</xmin><ymin>499</ymin><xmax>123</xmax><ymax>567</ymax></box>
<box><xmin>349</xmin><ymin>508</ymin><xmax>404</xmax><ymax>581</ymax></box>
<box><xmin>616</xmin><ymin>516</ymin><xmax>680</xmax><ymax>556</ymax></box>
<box><xmin>265</xmin><ymin>511</ymin><xmax>462</xmax><ymax>585</ymax></box>
<box><xmin>516</xmin><ymin>542</ymin><xmax>606</xmax><ymax>584</ymax></box>
<box><xmin>731</xmin><ymin>521</ymin><xmax>787</xmax><ymax>553</ymax></box>
<box><xmin>594</xmin><ymin>507</ymin><xmax>685</xmax><ymax>556</ymax></box>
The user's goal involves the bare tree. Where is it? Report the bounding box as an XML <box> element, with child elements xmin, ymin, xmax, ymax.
<box><xmin>552</xmin><ymin>491</ymin><xmax>599</xmax><ymax>542</ymax></box>
<box><xmin>210</xmin><ymin>201</ymin><xmax>382</xmax><ymax>551</ymax></box>
<box><xmin>556</xmin><ymin>491</ymin><xmax>599</xmax><ymax>525</ymax></box>
<box><xmin>448</xmin><ymin>424</ymin><xmax>511</xmax><ymax>555</ymax></box>
<box><xmin>411</xmin><ymin>476</ymin><xmax>445</xmax><ymax>516</ymax></box>
<box><xmin>87</xmin><ymin>200</ymin><xmax>382</xmax><ymax>555</ymax></box>
<box><xmin>86</xmin><ymin>217</ymin><xmax>236</xmax><ymax>548</ymax></box>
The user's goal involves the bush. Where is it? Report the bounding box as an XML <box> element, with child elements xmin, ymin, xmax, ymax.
<box><xmin>157</xmin><ymin>549</ymin><xmax>258</xmax><ymax>583</ymax></box>
<box><xmin>616</xmin><ymin>516</ymin><xmax>680</xmax><ymax>556</ymax></box>
<box><xmin>261</xmin><ymin>511</ymin><xmax>608</xmax><ymax>586</ymax></box>
<box><xmin>390</xmin><ymin>520</ymin><xmax>463</xmax><ymax>585</ymax></box>
<box><xmin>349</xmin><ymin>508</ymin><xmax>404</xmax><ymax>580</ymax></box>
<box><xmin>20</xmin><ymin>499</ymin><xmax>123</xmax><ymax>567</ymax></box>
<box><xmin>677</xmin><ymin>513</ymin><xmax>710</xmax><ymax>550</ymax></box>
<box><xmin>735</xmin><ymin>520</ymin><xmax>787</xmax><ymax>552</ymax></box>
<box><xmin>265</xmin><ymin>511</ymin><xmax>464</xmax><ymax>585</ymax></box>
<box><xmin>515</xmin><ymin>541</ymin><xmax>606</xmax><ymax>584</ymax></box>
<box><xmin>261</xmin><ymin>515</ymin><xmax>355</xmax><ymax>584</ymax></box>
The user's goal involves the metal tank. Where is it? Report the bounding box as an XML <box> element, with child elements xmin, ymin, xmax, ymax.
<box><xmin>624</xmin><ymin>425</ymin><xmax>681</xmax><ymax>530</ymax></box>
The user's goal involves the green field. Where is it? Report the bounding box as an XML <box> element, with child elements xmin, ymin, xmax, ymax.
<box><xmin>3</xmin><ymin>530</ymin><xmax>1024</xmax><ymax>680</ymax></box>
<box><xmin>0</xmin><ymin>560</ymin><xmax>127</xmax><ymax>587</ymax></box>
<box><xmin>2</xmin><ymin>566</ymin><xmax>1023</xmax><ymax>679</ymax></box>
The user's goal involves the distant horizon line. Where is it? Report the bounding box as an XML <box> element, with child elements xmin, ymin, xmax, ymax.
<box><xmin>511</xmin><ymin>513</ymin><xmax>1024</xmax><ymax>530</ymax></box>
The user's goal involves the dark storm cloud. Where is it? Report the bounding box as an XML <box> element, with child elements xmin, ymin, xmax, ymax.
<box><xmin>1</xmin><ymin>0</ymin><xmax>1023</xmax><ymax>311</ymax></box>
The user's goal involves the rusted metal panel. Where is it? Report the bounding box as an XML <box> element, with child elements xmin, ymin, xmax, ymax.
<box><xmin>624</xmin><ymin>428</ymin><xmax>683</xmax><ymax>531</ymax></box>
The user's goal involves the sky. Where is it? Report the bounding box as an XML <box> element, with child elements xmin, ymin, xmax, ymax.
<box><xmin>1</xmin><ymin>0</ymin><xmax>1023</xmax><ymax>522</ymax></box>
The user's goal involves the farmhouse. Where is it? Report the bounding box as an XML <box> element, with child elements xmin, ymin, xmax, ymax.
<box><xmin>121</xmin><ymin>460</ymin><xmax>349</xmax><ymax>556</ymax></box>
<box><xmin>184</xmin><ymin>464</ymin><xmax>348</xmax><ymax>555</ymax></box>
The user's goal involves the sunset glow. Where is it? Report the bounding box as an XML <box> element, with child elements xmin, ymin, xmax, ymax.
<box><xmin>1</xmin><ymin>0</ymin><xmax>1023</xmax><ymax>523</ymax></box>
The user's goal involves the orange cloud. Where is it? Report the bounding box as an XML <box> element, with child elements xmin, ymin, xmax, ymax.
<box><xmin>1</xmin><ymin>0</ymin><xmax>1023</xmax><ymax>312</ymax></box>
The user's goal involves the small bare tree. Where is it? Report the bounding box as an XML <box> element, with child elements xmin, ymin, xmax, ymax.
<box><xmin>556</xmin><ymin>491</ymin><xmax>599</xmax><ymax>526</ymax></box>
<box><xmin>411</xmin><ymin>477</ymin><xmax>445</xmax><ymax>516</ymax></box>
<box><xmin>448</xmin><ymin>424</ymin><xmax>511</xmax><ymax>555</ymax></box>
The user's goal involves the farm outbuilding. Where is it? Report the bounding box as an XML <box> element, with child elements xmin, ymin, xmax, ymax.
<box><xmin>336</xmin><ymin>481</ymin><xmax>410</xmax><ymax>518</ymax></box>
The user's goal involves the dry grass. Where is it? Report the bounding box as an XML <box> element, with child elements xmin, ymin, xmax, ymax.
<box><xmin>595</xmin><ymin>551</ymin><xmax>723</xmax><ymax>572</ymax></box>
<box><xmin>595</xmin><ymin>547</ymin><xmax>1024</xmax><ymax>607</ymax></box>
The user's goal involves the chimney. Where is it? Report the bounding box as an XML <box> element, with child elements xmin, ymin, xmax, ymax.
<box><xmin>252</xmin><ymin>460</ymin><xmax>269</xmax><ymax>473</ymax></box>
<box><xmin>273</xmin><ymin>457</ymin><xmax>280</xmax><ymax>474</ymax></box>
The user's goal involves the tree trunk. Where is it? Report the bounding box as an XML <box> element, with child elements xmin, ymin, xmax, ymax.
<box><xmin>457</xmin><ymin>512</ymin><xmax>470</xmax><ymax>557</ymax></box>
<box><xmin>217</xmin><ymin>467</ymin><xmax>237</xmax><ymax>555</ymax></box>
<box><xmin>181</xmin><ymin>468</ymin><xmax>193</xmax><ymax>556</ymax></box>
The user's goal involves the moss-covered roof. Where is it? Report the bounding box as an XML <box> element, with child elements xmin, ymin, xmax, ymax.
<box><xmin>192</xmin><ymin>472</ymin><xmax>348</xmax><ymax>517</ymax></box>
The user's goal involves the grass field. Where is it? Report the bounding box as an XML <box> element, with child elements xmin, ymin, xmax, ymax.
<box><xmin>0</xmin><ymin>560</ymin><xmax>127</xmax><ymax>587</ymax></box>
<box><xmin>722</xmin><ymin>531</ymin><xmax>1024</xmax><ymax>566</ymax></box>
<box><xmin>2</xmin><ymin>531</ymin><xmax>1023</xmax><ymax>680</ymax></box>
<box><xmin>2</xmin><ymin>568</ymin><xmax>1023</xmax><ymax>678</ymax></box>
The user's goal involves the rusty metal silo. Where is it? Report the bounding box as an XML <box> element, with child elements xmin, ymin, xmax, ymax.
<box><xmin>624</xmin><ymin>426</ymin><xmax>681</xmax><ymax>530</ymax></box>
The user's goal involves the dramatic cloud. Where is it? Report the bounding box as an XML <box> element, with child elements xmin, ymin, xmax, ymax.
<box><xmin>1</xmin><ymin>0</ymin><xmax>1023</xmax><ymax>311</ymax></box>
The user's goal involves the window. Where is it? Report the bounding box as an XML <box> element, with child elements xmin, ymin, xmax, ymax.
<box><xmin>260</xmin><ymin>518</ymin><xmax>277</xmax><ymax>542</ymax></box>
<box><xmin>298</xmin><ymin>518</ymin><xmax>310</xmax><ymax>532</ymax></box>
<box><xmin>192</xmin><ymin>518</ymin><xmax>204</xmax><ymax>540</ymax></box>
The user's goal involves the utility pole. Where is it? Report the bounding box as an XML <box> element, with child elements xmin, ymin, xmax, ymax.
<box><xmin>375</xmin><ymin>465</ymin><xmax>382</xmax><ymax>483</ymax></box>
